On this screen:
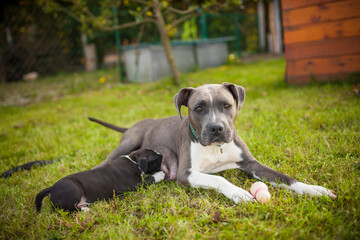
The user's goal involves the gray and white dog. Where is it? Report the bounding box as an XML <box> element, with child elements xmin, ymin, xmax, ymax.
<box><xmin>91</xmin><ymin>82</ymin><xmax>336</xmax><ymax>203</ymax></box>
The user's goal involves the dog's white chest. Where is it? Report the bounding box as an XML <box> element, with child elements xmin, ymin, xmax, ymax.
<box><xmin>190</xmin><ymin>141</ymin><xmax>243</xmax><ymax>173</ymax></box>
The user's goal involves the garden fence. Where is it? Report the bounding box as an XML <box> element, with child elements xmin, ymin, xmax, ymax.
<box><xmin>0</xmin><ymin>4</ymin><xmax>259</xmax><ymax>83</ymax></box>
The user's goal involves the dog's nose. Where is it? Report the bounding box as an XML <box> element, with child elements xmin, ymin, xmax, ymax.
<box><xmin>208</xmin><ymin>123</ymin><xmax>224</xmax><ymax>135</ymax></box>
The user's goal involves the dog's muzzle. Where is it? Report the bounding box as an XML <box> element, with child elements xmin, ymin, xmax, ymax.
<box><xmin>200</xmin><ymin>122</ymin><xmax>232</xmax><ymax>146</ymax></box>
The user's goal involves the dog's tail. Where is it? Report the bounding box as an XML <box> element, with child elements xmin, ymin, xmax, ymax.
<box><xmin>88</xmin><ymin>117</ymin><xmax>128</xmax><ymax>133</ymax></box>
<box><xmin>35</xmin><ymin>187</ymin><xmax>52</xmax><ymax>212</ymax></box>
<box><xmin>1</xmin><ymin>158</ymin><xmax>60</xmax><ymax>178</ymax></box>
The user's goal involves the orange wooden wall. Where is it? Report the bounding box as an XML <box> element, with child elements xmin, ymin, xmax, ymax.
<box><xmin>281</xmin><ymin>0</ymin><xmax>360</xmax><ymax>84</ymax></box>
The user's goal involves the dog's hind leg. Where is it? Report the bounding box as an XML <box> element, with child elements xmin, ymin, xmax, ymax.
<box><xmin>50</xmin><ymin>179</ymin><xmax>84</xmax><ymax>212</ymax></box>
<box><xmin>80</xmin><ymin>207</ymin><xmax>90</xmax><ymax>212</ymax></box>
<box><xmin>77</xmin><ymin>196</ymin><xmax>91</xmax><ymax>212</ymax></box>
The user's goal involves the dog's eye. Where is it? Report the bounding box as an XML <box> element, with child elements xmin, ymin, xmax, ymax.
<box><xmin>224</xmin><ymin>104</ymin><xmax>231</xmax><ymax>109</ymax></box>
<box><xmin>195</xmin><ymin>107</ymin><xmax>202</xmax><ymax>112</ymax></box>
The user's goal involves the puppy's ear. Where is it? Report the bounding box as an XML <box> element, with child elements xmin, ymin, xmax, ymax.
<box><xmin>173</xmin><ymin>87</ymin><xmax>194</xmax><ymax>119</ymax></box>
<box><xmin>138</xmin><ymin>158</ymin><xmax>148</xmax><ymax>173</ymax></box>
<box><xmin>222</xmin><ymin>82</ymin><xmax>245</xmax><ymax>111</ymax></box>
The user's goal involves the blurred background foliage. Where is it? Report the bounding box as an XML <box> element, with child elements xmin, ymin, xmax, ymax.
<box><xmin>0</xmin><ymin>0</ymin><xmax>260</xmax><ymax>83</ymax></box>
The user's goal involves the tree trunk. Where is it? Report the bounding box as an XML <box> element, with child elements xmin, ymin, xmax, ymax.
<box><xmin>153</xmin><ymin>0</ymin><xmax>181</xmax><ymax>86</ymax></box>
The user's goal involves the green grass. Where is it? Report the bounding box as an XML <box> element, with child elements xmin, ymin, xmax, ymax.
<box><xmin>0</xmin><ymin>58</ymin><xmax>359</xmax><ymax>239</ymax></box>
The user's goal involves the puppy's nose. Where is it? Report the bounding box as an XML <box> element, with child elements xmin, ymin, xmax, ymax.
<box><xmin>208</xmin><ymin>123</ymin><xmax>224</xmax><ymax>135</ymax></box>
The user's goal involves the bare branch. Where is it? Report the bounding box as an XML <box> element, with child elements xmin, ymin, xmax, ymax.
<box><xmin>69</xmin><ymin>0</ymin><xmax>156</xmax><ymax>31</ymax></box>
<box><xmin>132</xmin><ymin>0</ymin><xmax>148</xmax><ymax>5</ymax></box>
<box><xmin>54</xmin><ymin>1</ymin><xmax>156</xmax><ymax>32</ymax></box>
<box><xmin>167</xmin><ymin>0</ymin><xmax>234</xmax><ymax>31</ymax></box>
<box><xmin>49</xmin><ymin>3</ymin><xmax>82</xmax><ymax>22</ymax></box>
<box><xmin>97</xmin><ymin>18</ymin><xmax>156</xmax><ymax>31</ymax></box>
<box><xmin>138</xmin><ymin>5</ymin><xmax>152</xmax><ymax>17</ymax></box>
<box><xmin>204</xmin><ymin>1</ymin><xmax>233</xmax><ymax>14</ymax></box>
<box><xmin>167</xmin><ymin>6</ymin><xmax>197</xmax><ymax>15</ymax></box>
<box><xmin>168</xmin><ymin>11</ymin><xmax>201</xmax><ymax>31</ymax></box>
<box><xmin>236</xmin><ymin>22</ymin><xmax>247</xmax><ymax>37</ymax></box>
<box><xmin>82</xmin><ymin>5</ymin><xmax>107</xmax><ymax>27</ymax></box>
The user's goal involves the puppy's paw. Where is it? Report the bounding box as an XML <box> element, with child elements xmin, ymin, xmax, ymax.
<box><xmin>80</xmin><ymin>207</ymin><xmax>90</xmax><ymax>212</ymax></box>
<box><xmin>290</xmin><ymin>182</ymin><xmax>336</xmax><ymax>198</ymax></box>
<box><xmin>229</xmin><ymin>187</ymin><xmax>255</xmax><ymax>204</ymax></box>
<box><xmin>152</xmin><ymin>171</ymin><xmax>166</xmax><ymax>183</ymax></box>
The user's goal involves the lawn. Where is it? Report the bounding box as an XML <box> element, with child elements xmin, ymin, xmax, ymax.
<box><xmin>0</xmin><ymin>58</ymin><xmax>359</xmax><ymax>239</ymax></box>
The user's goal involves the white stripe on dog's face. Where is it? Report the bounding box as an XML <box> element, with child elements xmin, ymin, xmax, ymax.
<box><xmin>187</xmin><ymin>85</ymin><xmax>237</xmax><ymax>146</ymax></box>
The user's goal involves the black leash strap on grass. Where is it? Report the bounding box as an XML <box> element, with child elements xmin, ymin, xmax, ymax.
<box><xmin>1</xmin><ymin>158</ymin><xmax>61</xmax><ymax>178</ymax></box>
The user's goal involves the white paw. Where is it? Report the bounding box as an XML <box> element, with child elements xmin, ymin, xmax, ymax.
<box><xmin>291</xmin><ymin>182</ymin><xmax>336</xmax><ymax>198</ymax></box>
<box><xmin>229</xmin><ymin>187</ymin><xmax>255</xmax><ymax>204</ymax></box>
<box><xmin>80</xmin><ymin>207</ymin><xmax>90</xmax><ymax>212</ymax></box>
<box><xmin>152</xmin><ymin>171</ymin><xmax>166</xmax><ymax>183</ymax></box>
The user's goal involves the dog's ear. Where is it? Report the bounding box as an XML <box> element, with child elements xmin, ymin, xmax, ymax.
<box><xmin>173</xmin><ymin>87</ymin><xmax>194</xmax><ymax>119</ymax></box>
<box><xmin>138</xmin><ymin>158</ymin><xmax>148</xmax><ymax>173</ymax></box>
<box><xmin>222</xmin><ymin>82</ymin><xmax>245</xmax><ymax>111</ymax></box>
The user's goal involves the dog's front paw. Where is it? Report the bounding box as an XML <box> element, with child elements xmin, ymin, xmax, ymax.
<box><xmin>290</xmin><ymin>182</ymin><xmax>336</xmax><ymax>198</ymax></box>
<box><xmin>152</xmin><ymin>171</ymin><xmax>166</xmax><ymax>183</ymax></box>
<box><xmin>229</xmin><ymin>187</ymin><xmax>255</xmax><ymax>204</ymax></box>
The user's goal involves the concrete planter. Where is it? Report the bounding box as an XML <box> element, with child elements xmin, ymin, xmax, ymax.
<box><xmin>123</xmin><ymin>37</ymin><xmax>233</xmax><ymax>82</ymax></box>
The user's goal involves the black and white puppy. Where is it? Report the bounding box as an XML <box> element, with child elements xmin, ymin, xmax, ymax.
<box><xmin>35</xmin><ymin>148</ymin><xmax>165</xmax><ymax>212</ymax></box>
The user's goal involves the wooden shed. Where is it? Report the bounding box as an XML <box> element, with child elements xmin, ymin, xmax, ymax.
<box><xmin>281</xmin><ymin>0</ymin><xmax>360</xmax><ymax>84</ymax></box>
